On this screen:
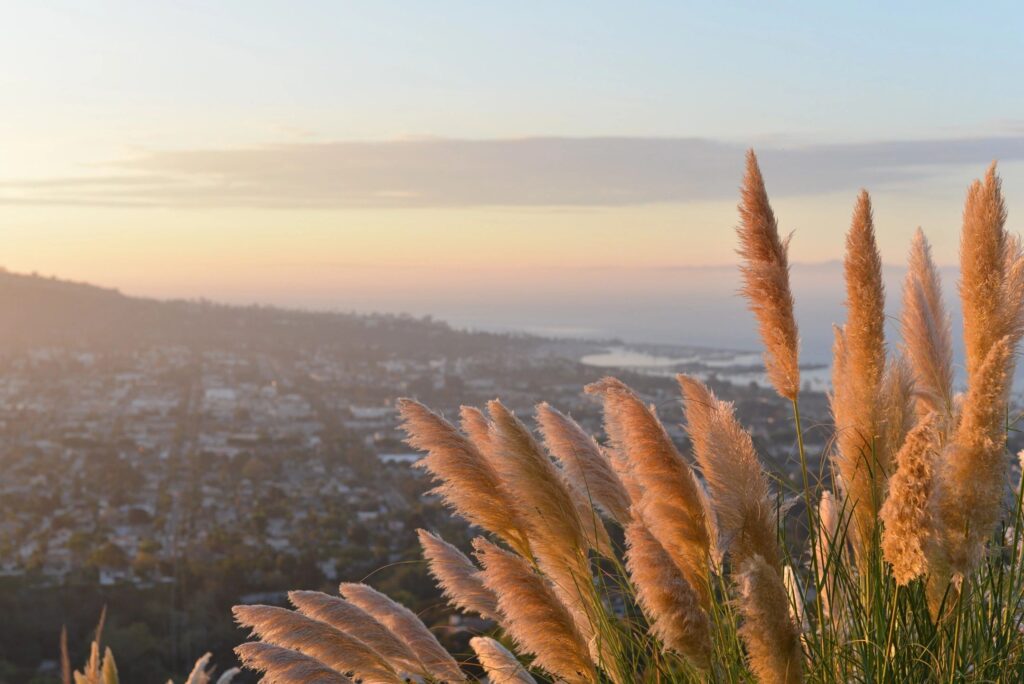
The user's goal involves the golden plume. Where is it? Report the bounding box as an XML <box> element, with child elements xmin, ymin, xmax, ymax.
<box><xmin>960</xmin><ymin>163</ymin><xmax>1013</xmax><ymax>378</ymax></box>
<box><xmin>397</xmin><ymin>399</ymin><xmax>531</xmax><ymax>556</ymax></box>
<box><xmin>234</xmin><ymin>642</ymin><xmax>352</xmax><ymax>684</ymax></box>
<box><xmin>736</xmin><ymin>555</ymin><xmax>804</xmax><ymax>684</ymax></box>
<box><xmin>287</xmin><ymin>591</ymin><xmax>421</xmax><ymax>675</ymax></box>
<box><xmin>624</xmin><ymin>518</ymin><xmax>711</xmax><ymax>668</ymax></box>
<box><xmin>339</xmin><ymin>582</ymin><xmax>466</xmax><ymax>683</ymax></box>
<box><xmin>879</xmin><ymin>414</ymin><xmax>938</xmax><ymax>585</ymax></box>
<box><xmin>474</xmin><ymin>538</ymin><xmax>597</xmax><ymax>684</ymax></box>
<box><xmin>932</xmin><ymin>336</ymin><xmax>1014</xmax><ymax>574</ymax></box>
<box><xmin>737</xmin><ymin>149</ymin><xmax>801</xmax><ymax>401</ymax></box>
<box><xmin>678</xmin><ymin>375</ymin><xmax>779</xmax><ymax>571</ymax></box>
<box><xmin>536</xmin><ymin>402</ymin><xmax>632</xmax><ymax>525</ymax></box>
<box><xmin>183</xmin><ymin>653</ymin><xmax>214</xmax><ymax>684</ymax></box>
<box><xmin>832</xmin><ymin>190</ymin><xmax>888</xmax><ymax>558</ymax></box>
<box><xmin>485</xmin><ymin>400</ymin><xmax>591</xmax><ymax>555</ymax></box>
<box><xmin>469</xmin><ymin>637</ymin><xmax>538</xmax><ymax>684</ymax></box>
<box><xmin>901</xmin><ymin>228</ymin><xmax>953</xmax><ymax>419</ymax></box>
<box><xmin>418</xmin><ymin>529</ymin><xmax>499</xmax><ymax>620</ymax></box>
<box><xmin>586</xmin><ymin>377</ymin><xmax>712</xmax><ymax>607</ymax></box>
<box><xmin>233</xmin><ymin>605</ymin><xmax>401</xmax><ymax>684</ymax></box>
<box><xmin>879</xmin><ymin>354</ymin><xmax>917</xmax><ymax>462</ymax></box>
<box><xmin>815</xmin><ymin>490</ymin><xmax>842</xmax><ymax>622</ymax></box>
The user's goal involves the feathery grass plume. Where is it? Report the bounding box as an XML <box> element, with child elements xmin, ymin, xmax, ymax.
<box><xmin>933</xmin><ymin>336</ymin><xmax>1014</xmax><ymax>575</ymax></box>
<box><xmin>233</xmin><ymin>604</ymin><xmax>401</xmax><ymax>683</ymax></box>
<box><xmin>815</xmin><ymin>491</ymin><xmax>841</xmax><ymax>621</ymax></box>
<box><xmin>565</xmin><ymin>474</ymin><xmax>616</xmax><ymax>557</ymax></box>
<box><xmin>737</xmin><ymin>149</ymin><xmax>801</xmax><ymax>401</ymax></box>
<box><xmin>459</xmin><ymin>404</ymin><xmax>494</xmax><ymax>451</ymax></box>
<box><xmin>465</xmin><ymin>403</ymin><xmax>608</xmax><ymax>550</ymax></box>
<box><xmin>339</xmin><ymin>582</ymin><xmax>466</xmax><ymax>683</ymax></box>
<box><xmin>474</xmin><ymin>538</ymin><xmax>597</xmax><ymax>684</ymax></box>
<box><xmin>536</xmin><ymin>402</ymin><xmax>632</xmax><ymax>525</ymax></box>
<box><xmin>463</xmin><ymin>403</ymin><xmax>613</xmax><ymax>555</ymax></box>
<box><xmin>100</xmin><ymin>648</ymin><xmax>117</xmax><ymax>684</ymax></box>
<box><xmin>676</xmin><ymin>376</ymin><xmax>724</xmax><ymax>565</ymax></box>
<box><xmin>486</xmin><ymin>400</ymin><xmax>591</xmax><ymax>554</ymax></box>
<box><xmin>960</xmin><ymin>163</ymin><xmax>1012</xmax><ymax>379</ymax></box>
<box><xmin>234</xmin><ymin>642</ymin><xmax>353</xmax><ymax>684</ymax></box>
<box><xmin>880</xmin><ymin>413</ymin><xmax>938</xmax><ymax>585</ymax></box>
<box><xmin>736</xmin><ymin>555</ymin><xmax>803</xmax><ymax>684</ymax></box>
<box><xmin>214</xmin><ymin>669</ymin><xmax>239</xmax><ymax>684</ymax></box>
<box><xmin>902</xmin><ymin>228</ymin><xmax>954</xmax><ymax>419</ymax></box>
<box><xmin>679</xmin><ymin>374</ymin><xmax>780</xmax><ymax>571</ymax></box>
<box><xmin>782</xmin><ymin>566</ymin><xmax>808</xmax><ymax>632</ymax></box>
<box><xmin>469</xmin><ymin>637</ymin><xmax>539</xmax><ymax>684</ymax></box>
<box><xmin>418</xmin><ymin>529</ymin><xmax>499</xmax><ymax>620</ymax></box>
<box><xmin>72</xmin><ymin>611</ymin><xmax>107</xmax><ymax>684</ymax></box>
<box><xmin>1001</xmin><ymin>233</ymin><xmax>1024</xmax><ymax>346</ymax></box>
<box><xmin>398</xmin><ymin>398</ymin><xmax>531</xmax><ymax>557</ymax></box>
<box><xmin>832</xmin><ymin>190</ymin><xmax>888</xmax><ymax>559</ymax></box>
<box><xmin>287</xmin><ymin>591</ymin><xmax>422</xmax><ymax>675</ymax></box>
<box><xmin>184</xmin><ymin>653</ymin><xmax>212</xmax><ymax>684</ymax></box>
<box><xmin>624</xmin><ymin>518</ymin><xmax>711</xmax><ymax>668</ymax></box>
<box><xmin>879</xmin><ymin>354</ymin><xmax>917</xmax><ymax>460</ymax></box>
<box><xmin>484</xmin><ymin>399</ymin><xmax>609</xmax><ymax>654</ymax></box>
<box><xmin>586</xmin><ymin>377</ymin><xmax>712</xmax><ymax>606</ymax></box>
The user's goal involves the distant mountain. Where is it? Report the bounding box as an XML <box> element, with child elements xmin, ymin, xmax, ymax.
<box><xmin>0</xmin><ymin>269</ymin><xmax>525</xmax><ymax>357</ymax></box>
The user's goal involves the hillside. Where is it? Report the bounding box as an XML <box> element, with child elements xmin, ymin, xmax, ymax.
<box><xmin>0</xmin><ymin>269</ymin><xmax>526</xmax><ymax>358</ymax></box>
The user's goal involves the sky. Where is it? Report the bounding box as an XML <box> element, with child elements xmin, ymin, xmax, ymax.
<box><xmin>3</xmin><ymin>1</ymin><xmax>1024</xmax><ymax>348</ymax></box>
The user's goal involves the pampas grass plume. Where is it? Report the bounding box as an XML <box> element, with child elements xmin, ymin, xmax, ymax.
<box><xmin>469</xmin><ymin>637</ymin><xmax>538</xmax><ymax>684</ymax></box>
<box><xmin>418</xmin><ymin>529</ymin><xmax>499</xmax><ymax>620</ymax></box>
<box><xmin>398</xmin><ymin>399</ymin><xmax>531</xmax><ymax>557</ymax></box>
<box><xmin>234</xmin><ymin>642</ymin><xmax>353</xmax><ymax>684</ymax></box>
<box><xmin>536</xmin><ymin>402</ymin><xmax>632</xmax><ymax>525</ymax></box>
<box><xmin>678</xmin><ymin>374</ymin><xmax>779</xmax><ymax>571</ymax></box>
<box><xmin>737</xmin><ymin>150</ymin><xmax>801</xmax><ymax>401</ymax></box>
<box><xmin>475</xmin><ymin>538</ymin><xmax>597</xmax><ymax>684</ymax></box>
<box><xmin>880</xmin><ymin>414</ymin><xmax>938</xmax><ymax>585</ymax></box>
<box><xmin>340</xmin><ymin>582</ymin><xmax>466</xmax><ymax>683</ymax></box>
<box><xmin>586</xmin><ymin>377</ymin><xmax>712</xmax><ymax>606</ymax></box>
<box><xmin>736</xmin><ymin>555</ymin><xmax>803</xmax><ymax>684</ymax></box>
<box><xmin>624</xmin><ymin>519</ymin><xmax>711</xmax><ymax>668</ymax></box>
<box><xmin>233</xmin><ymin>604</ymin><xmax>401</xmax><ymax>683</ymax></box>
<box><xmin>902</xmin><ymin>228</ymin><xmax>953</xmax><ymax>418</ymax></box>
<box><xmin>287</xmin><ymin>591</ymin><xmax>421</xmax><ymax>674</ymax></box>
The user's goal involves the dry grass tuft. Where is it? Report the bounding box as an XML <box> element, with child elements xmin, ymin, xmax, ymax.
<box><xmin>475</xmin><ymin>538</ymin><xmax>597</xmax><ymax>684</ymax></box>
<box><xmin>286</xmin><ymin>591</ymin><xmax>421</xmax><ymax>674</ymax></box>
<box><xmin>832</xmin><ymin>190</ymin><xmax>889</xmax><ymax>560</ymax></box>
<box><xmin>418</xmin><ymin>529</ymin><xmax>500</xmax><ymax>620</ymax></box>
<box><xmin>469</xmin><ymin>637</ymin><xmax>538</xmax><ymax>684</ymax></box>
<box><xmin>234</xmin><ymin>642</ymin><xmax>353</xmax><ymax>684</ymax></box>
<box><xmin>536</xmin><ymin>401</ymin><xmax>632</xmax><ymax>525</ymax></box>
<box><xmin>398</xmin><ymin>399</ymin><xmax>531</xmax><ymax>556</ymax></box>
<box><xmin>880</xmin><ymin>414</ymin><xmax>939</xmax><ymax>585</ymax></box>
<box><xmin>902</xmin><ymin>228</ymin><xmax>954</xmax><ymax>420</ymax></box>
<box><xmin>586</xmin><ymin>377</ymin><xmax>712</xmax><ymax>607</ymax></box>
<box><xmin>678</xmin><ymin>375</ymin><xmax>779</xmax><ymax>572</ymax></box>
<box><xmin>624</xmin><ymin>518</ymin><xmax>711</xmax><ymax>668</ymax></box>
<box><xmin>736</xmin><ymin>555</ymin><xmax>803</xmax><ymax>684</ymax></box>
<box><xmin>339</xmin><ymin>582</ymin><xmax>466</xmax><ymax>682</ymax></box>
<box><xmin>737</xmin><ymin>150</ymin><xmax>801</xmax><ymax>401</ymax></box>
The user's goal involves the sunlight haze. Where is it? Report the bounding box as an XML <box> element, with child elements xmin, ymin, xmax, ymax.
<box><xmin>3</xmin><ymin>1</ymin><xmax>1024</xmax><ymax>341</ymax></box>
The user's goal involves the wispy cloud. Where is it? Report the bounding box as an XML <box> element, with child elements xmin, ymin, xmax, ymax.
<box><xmin>3</xmin><ymin>134</ymin><xmax>1024</xmax><ymax>209</ymax></box>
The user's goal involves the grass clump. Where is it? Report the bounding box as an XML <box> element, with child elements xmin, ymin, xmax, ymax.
<box><xmin>232</xmin><ymin>154</ymin><xmax>1024</xmax><ymax>683</ymax></box>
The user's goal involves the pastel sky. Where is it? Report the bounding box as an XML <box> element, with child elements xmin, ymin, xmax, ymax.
<box><xmin>2</xmin><ymin>1</ymin><xmax>1024</xmax><ymax>343</ymax></box>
